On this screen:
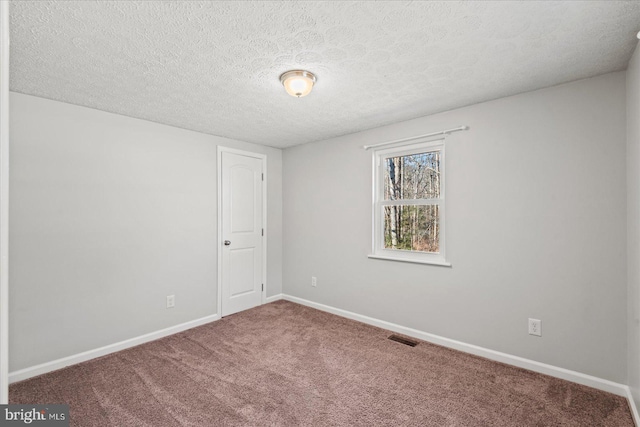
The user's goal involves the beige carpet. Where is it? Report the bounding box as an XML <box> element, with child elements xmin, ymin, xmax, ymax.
<box><xmin>10</xmin><ymin>300</ymin><xmax>634</xmax><ymax>426</ymax></box>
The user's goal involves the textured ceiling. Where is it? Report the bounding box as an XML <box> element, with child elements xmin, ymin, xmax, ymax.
<box><xmin>9</xmin><ymin>1</ymin><xmax>640</xmax><ymax>148</ymax></box>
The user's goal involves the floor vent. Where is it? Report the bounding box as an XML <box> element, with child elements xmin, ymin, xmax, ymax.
<box><xmin>388</xmin><ymin>334</ymin><xmax>418</xmax><ymax>347</ymax></box>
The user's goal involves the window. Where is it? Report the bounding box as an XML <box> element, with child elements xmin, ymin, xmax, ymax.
<box><xmin>369</xmin><ymin>139</ymin><xmax>450</xmax><ymax>266</ymax></box>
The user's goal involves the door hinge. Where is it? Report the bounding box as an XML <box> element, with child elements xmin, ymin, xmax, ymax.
<box><xmin>261</xmin><ymin>173</ymin><xmax>264</xmax><ymax>181</ymax></box>
<box><xmin>262</xmin><ymin>228</ymin><xmax>264</xmax><ymax>236</ymax></box>
<box><xmin>262</xmin><ymin>283</ymin><xmax>264</xmax><ymax>292</ymax></box>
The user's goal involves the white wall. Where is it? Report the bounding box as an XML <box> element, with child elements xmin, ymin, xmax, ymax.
<box><xmin>9</xmin><ymin>93</ymin><xmax>282</xmax><ymax>372</ymax></box>
<box><xmin>283</xmin><ymin>72</ymin><xmax>628</xmax><ymax>383</ymax></box>
<box><xmin>627</xmin><ymin>41</ymin><xmax>640</xmax><ymax>411</ymax></box>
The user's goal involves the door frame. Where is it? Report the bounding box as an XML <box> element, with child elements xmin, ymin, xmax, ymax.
<box><xmin>1</xmin><ymin>0</ymin><xmax>10</xmax><ymax>403</ymax></box>
<box><xmin>216</xmin><ymin>146</ymin><xmax>267</xmax><ymax>317</ymax></box>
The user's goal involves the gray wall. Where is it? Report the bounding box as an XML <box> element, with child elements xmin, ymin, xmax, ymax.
<box><xmin>9</xmin><ymin>93</ymin><xmax>282</xmax><ymax>372</ymax></box>
<box><xmin>283</xmin><ymin>72</ymin><xmax>628</xmax><ymax>383</ymax></box>
<box><xmin>628</xmin><ymin>41</ymin><xmax>640</xmax><ymax>410</ymax></box>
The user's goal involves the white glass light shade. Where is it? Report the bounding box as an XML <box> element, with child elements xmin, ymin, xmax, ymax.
<box><xmin>280</xmin><ymin>70</ymin><xmax>316</xmax><ymax>98</ymax></box>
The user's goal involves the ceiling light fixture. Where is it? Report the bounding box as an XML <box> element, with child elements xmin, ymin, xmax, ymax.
<box><xmin>280</xmin><ymin>70</ymin><xmax>317</xmax><ymax>98</ymax></box>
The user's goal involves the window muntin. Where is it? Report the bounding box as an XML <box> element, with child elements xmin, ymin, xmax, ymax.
<box><xmin>372</xmin><ymin>139</ymin><xmax>448</xmax><ymax>265</ymax></box>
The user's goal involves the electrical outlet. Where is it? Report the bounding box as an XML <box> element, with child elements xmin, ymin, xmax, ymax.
<box><xmin>166</xmin><ymin>295</ymin><xmax>175</xmax><ymax>309</ymax></box>
<box><xmin>528</xmin><ymin>318</ymin><xmax>541</xmax><ymax>336</ymax></box>
<box><xmin>311</xmin><ymin>276</ymin><xmax>317</xmax><ymax>287</ymax></box>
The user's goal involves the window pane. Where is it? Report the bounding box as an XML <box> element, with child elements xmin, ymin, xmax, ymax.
<box><xmin>384</xmin><ymin>151</ymin><xmax>441</xmax><ymax>200</ymax></box>
<box><xmin>383</xmin><ymin>205</ymin><xmax>439</xmax><ymax>253</ymax></box>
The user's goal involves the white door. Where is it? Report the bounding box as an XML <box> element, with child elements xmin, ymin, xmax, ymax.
<box><xmin>220</xmin><ymin>150</ymin><xmax>264</xmax><ymax>316</ymax></box>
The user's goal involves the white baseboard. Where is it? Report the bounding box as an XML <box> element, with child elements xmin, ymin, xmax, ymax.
<box><xmin>282</xmin><ymin>294</ymin><xmax>630</xmax><ymax>398</ymax></box>
<box><xmin>265</xmin><ymin>293</ymin><xmax>283</xmax><ymax>303</ymax></box>
<box><xmin>9</xmin><ymin>313</ymin><xmax>220</xmax><ymax>384</ymax></box>
<box><xmin>625</xmin><ymin>386</ymin><xmax>640</xmax><ymax>427</ymax></box>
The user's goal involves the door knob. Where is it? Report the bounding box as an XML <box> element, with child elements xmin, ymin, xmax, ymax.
<box><xmin>224</xmin><ymin>240</ymin><xmax>231</xmax><ymax>246</ymax></box>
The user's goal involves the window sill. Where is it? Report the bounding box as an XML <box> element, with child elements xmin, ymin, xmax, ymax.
<box><xmin>367</xmin><ymin>254</ymin><xmax>452</xmax><ymax>267</ymax></box>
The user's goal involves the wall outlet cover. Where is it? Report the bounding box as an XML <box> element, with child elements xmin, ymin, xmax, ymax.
<box><xmin>166</xmin><ymin>295</ymin><xmax>175</xmax><ymax>308</ymax></box>
<box><xmin>528</xmin><ymin>318</ymin><xmax>541</xmax><ymax>337</ymax></box>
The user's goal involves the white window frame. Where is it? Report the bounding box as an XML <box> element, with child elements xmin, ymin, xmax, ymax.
<box><xmin>368</xmin><ymin>138</ymin><xmax>451</xmax><ymax>267</ymax></box>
